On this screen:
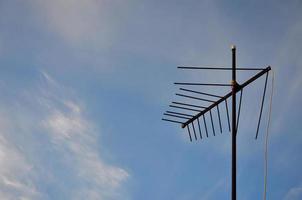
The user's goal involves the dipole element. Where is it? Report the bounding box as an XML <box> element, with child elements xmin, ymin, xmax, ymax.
<box><xmin>231</xmin><ymin>45</ymin><xmax>237</xmax><ymax>200</ymax></box>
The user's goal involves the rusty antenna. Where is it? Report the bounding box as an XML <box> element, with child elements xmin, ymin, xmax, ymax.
<box><xmin>162</xmin><ymin>46</ymin><xmax>272</xmax><ymax>200</ymax></box>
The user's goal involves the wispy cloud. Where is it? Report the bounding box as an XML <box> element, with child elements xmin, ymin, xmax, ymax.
<box><xmin>284</xmin><ymin>185</ymin><xmax>302</xmax><ymax>200</ymax></box>
<box><xmin>0</xmin><ymin>71</ymin><xmax>129</xmax><ymax>199</ymax></box>
<box><xmin>0</xmin><ymin>134</ymin><xmax>40</xmax><ymax>199</ymax></box>
<box><xmin>42</xmin><ymin>94</ymin><xmax>129</xmax><ymax>199</ymax></box>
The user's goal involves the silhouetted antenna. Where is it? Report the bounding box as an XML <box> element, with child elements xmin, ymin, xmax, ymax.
<box><xmin>161</xmin><ymin>46</ymin><xmax>272</xmax><ymax>200</ymax></box>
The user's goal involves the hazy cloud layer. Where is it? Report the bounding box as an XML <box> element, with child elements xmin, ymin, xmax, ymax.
<box><xmin>30</xmin><ymin>0</ymin><xmax>129</xmax><ymax>48</ymax></box>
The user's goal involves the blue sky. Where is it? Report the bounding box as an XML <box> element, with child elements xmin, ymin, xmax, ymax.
<box><xmin>0</xmin><ymin>0</ymin><xmax>302</xmax><ymax>199</ymax></box>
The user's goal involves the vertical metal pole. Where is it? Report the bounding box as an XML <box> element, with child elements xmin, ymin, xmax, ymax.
<box><xmin>231</xmin><ymin>45</ymin><xmax>237</xmax><ymax>200</ymax></box>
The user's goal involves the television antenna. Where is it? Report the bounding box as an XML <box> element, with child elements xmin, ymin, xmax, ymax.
<box><xmin>162</xmin><ymin>46</ymin><xmax>272</xmax><ymax>200</ymax></box>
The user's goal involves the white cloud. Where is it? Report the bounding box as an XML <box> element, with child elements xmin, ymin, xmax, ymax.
<box><xmin>0</xmin><ymin>71</ymin><xmax>129</xmax><ymax>199</ymax></box>
<box><xmin>284</xmin><ymin>185</ymin><xmax>302</xmax><ymax>200</ymax></box>
<box><xmin>43</xmin><ymin>96</ymin><xmax>129</xmax><ymax>199</ymax></box>
<box><xmin>0</xmin><ymin>134</ymin><xmax>40</xmax><ymax>200</ymax></box>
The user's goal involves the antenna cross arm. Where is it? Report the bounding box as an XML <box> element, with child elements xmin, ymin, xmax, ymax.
<box><xmin>181</xmin><ymin>66</ymin><xmax>271</xmax><ymax>128</ymax></box>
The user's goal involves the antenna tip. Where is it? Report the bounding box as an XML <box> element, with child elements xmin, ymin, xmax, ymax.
<box><xmin>231</xmin><ymin>45</ymin><xmax>236</xmax><ymax>50</ymax></box>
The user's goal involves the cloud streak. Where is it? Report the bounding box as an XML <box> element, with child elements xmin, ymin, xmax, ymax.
<box><xmin>284</xmin><ymin>185</ymin><xmax>302</xmax><ymax>200</ymax></box>
<box><xmin>43</xmin><ymin>97</ymin><xmax>129</xmax><ymax>199</ymax></box>
<box><xmin>0</xmin><ymin>71</ymin><xmax>129</xmax><ymax>199</ymax></box>
<box><xmin>0</xmin><ymin>134</ymin><xmax>40</xmax><ymax>200</ymax></box>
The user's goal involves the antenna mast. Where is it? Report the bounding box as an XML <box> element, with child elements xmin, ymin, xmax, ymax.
<box><xmin>231</xmin><ymin>45</ymin><xmax>237</xmax><ymax>200</ymax></box>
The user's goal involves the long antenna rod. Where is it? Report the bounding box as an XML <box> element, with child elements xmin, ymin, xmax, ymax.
<box><xmin>231</xmin><ymin>45</ymin><xmax>237</xmax><ymax>200</ymax></box>
<box><xmin>178</xmin><ymin>66</ymin><xmax>266</xmax><ymax>70</ymax></box>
